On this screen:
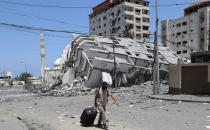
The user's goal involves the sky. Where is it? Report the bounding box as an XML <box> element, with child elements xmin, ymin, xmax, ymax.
<box><xmin>0</xmin><ymin>0</ymin><xmax>194</xmax><ymax>78</ymax></box>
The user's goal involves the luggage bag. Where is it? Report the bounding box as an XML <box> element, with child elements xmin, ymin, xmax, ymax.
<box><xmin>80</xmin><ymin>107</ymin><xmax>97</xmax><ymax>126</ymax></box>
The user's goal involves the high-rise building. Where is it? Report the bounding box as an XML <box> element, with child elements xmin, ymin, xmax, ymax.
<box><xmin>89</xmin><ymin>0</ymin><xmax>150</xmax><ymax>42</ymax></box>
<box><xmin>161</xmin><ymin>0</ymin><xmax>210</xmax><ymax>59</ymax></box>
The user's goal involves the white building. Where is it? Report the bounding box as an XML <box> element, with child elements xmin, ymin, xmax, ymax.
<box><xmin>161</xmin><ymin>0</ymin><xmax>210</xmax><ymax>59</ymax></box>
<box><xmin>28</xmin><ymin>77</ymin><xmax>42</xmax><ymax>85</ymax></box>
<box><xmin>0</xmin><ymin>72</ymin><xmax>12</xmax><ymax>81</ymax></box>
<box><xmin>0</xmin><ymin>72</ymin><xmax>12</xmax><ymax>87</ymax></box>
<box><xmin>13</xmin><ymin>81</ymin><xmax>25</xmax><ymax>86</ymax></box>
<box><xmin>44</xmin><ymin>58</ymin><xmax>62</xmax><ymax>83</ymax></box>
<box><xmin>89</xmin><ymin>0</ymin><xmax>150</xmax><ymax>42</ymax></box>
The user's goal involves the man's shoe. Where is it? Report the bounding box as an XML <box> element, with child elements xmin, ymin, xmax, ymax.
<box><xmin>103</xmin><ymin>124</ymin><xmax>108</xmax><ymax>130</ymax></box>
<box><xmin>96</xmin><ymin>123</ymin><xmax>102</xmax><ymax>128</ymax></box>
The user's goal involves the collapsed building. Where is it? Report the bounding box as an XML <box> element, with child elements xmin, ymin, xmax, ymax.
<box><xmin>59</xmin><ymin>34</ymin><xmax>182</xmax><ymax>88</ymax></box>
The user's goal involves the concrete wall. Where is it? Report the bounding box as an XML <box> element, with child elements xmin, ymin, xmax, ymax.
<box><xmin>45</xmin><ymin>69</ymin><xmax>61</xmax><ymax>83</ymax></box>
<box><xmin>181</xmin><ymin>65</ymin><xmax>210</xmax><ymax>94</ymax></box>
<box><xmin>62</xmin><ymin>68</ymin><xmax>74</xmax><ymax>85</ymax></box>
<box><xmin>169</xmin><ymin>64</ymin><xmax>181</xmax><ymax>93</ymax></box>
<box><xmin>86</xmin><ymin>69</ymin><xmax>102</xmax><ymax>88</ymax></box>
<box><xmin>169</xmin><ymin>63</ymin><xmax>210</xmax><ymax>94</ymax></box>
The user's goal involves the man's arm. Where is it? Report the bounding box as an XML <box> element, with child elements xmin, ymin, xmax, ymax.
<box><xmin>94</xmin><ymin>91</ymin><xmax>99</xmax><ymax>107</ymax></box>
<box><xmin>109</xmin><ymin>92</ymin><xmax>119</xmax><ymax>105</ymax></box>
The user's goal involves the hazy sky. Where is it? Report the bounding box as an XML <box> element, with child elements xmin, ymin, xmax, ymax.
<box><xmin>0</xmin><ymin>0</ymin><xmax>193</xmax><ymax>77</ymax></box>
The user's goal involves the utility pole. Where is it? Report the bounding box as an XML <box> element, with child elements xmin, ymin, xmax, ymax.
<box><xmin>113</xmin><ymin>39</ymin><xmax>118</xmax><ymax>89</ymax></box>
<box><xmin>153</xmin><ymin>0</ymin><xmax>159</xmax><ymax>95</ymax></box>
<box><xmin>110</xmin><ymin>37</ymin><xmax>118</xmax><ymax>89</ymax></box>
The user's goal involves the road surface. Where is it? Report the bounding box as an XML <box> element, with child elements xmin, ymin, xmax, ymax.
<box><xmin>1</xmin><ymin>87</ymin><xmax>210</xmax><ymax>130</ymax></box>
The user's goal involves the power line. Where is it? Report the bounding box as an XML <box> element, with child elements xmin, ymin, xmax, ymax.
<box><xmin>153</xmin><ymin>2</ymin><xmax>191</xmax><ymax>7</ymax></box>
<box><xmin>0</xmin><ymin>0</ymin><xmax>92</xmax><ymax>9</ymax></box>
<box><xmin>0</xmin><ymin>0</ymin><xmax>193</xmax><ymax>9</ymax></box>
<box><xmin>0</xmin><ymin>25</ymin><xmax>72</xmax><ymax>39</ymax></box>
<box><xmin>0</xmin><ymin>9</ymin><xmax>89</xmax><ymax>28</ymax></box>
<box><xmin>0</xmin><ymin>21</ymin><xmax>157</xmax><ymax>39</ymax></box>
<box><xmin>0</xmin><ymin>22</ymin><xmax>87</xmax><ymax>34</ymax></box>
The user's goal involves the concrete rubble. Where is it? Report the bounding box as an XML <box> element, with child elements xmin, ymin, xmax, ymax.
<box><xmin>30</xmin><ymin>77</ymin><xmax>96</xmax><ymax>97</ymax></box>
<box><xmin>116</xmin><ymin>81</ymin><xmax>169</xmax><ymax>105</ymax></box>
<box><xmin>58</xmin><ymin>34</ymin><xmax>183</xmax><ymax>89</ymax></box>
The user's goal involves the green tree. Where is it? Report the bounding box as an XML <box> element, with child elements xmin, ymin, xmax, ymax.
<box><xmin>17</xmin><ymin>73</ymin><xmax>32</xmax><ymax>84</ymax></box>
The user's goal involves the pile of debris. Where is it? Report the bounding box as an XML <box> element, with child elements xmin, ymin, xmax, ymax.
<box><xmin>40</xmin><ymin>85</ymin><xmax>95</xmax><ymax>97</ymax></box>
<box><xmin>117</xmin><ymin>81</ymin><xmax>169</xmax><ymax>95</ymax></box>
<box><xmin>116</xmin><ymin>81</ymin><xmax>169</xmax><ymax>105</ymax></box>
<box><xmin>33</xmin><ymin>78</ymin><xmax>96</xmax><ymax>97</ymax></box>
<box><xmin>28</xmin><ymin>77</ymin><xmax>168</xmax><ymax>98</ymax></box>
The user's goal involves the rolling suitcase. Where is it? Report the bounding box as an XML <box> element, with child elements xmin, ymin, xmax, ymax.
<box><xmin>80</xmin><ymin>107</ymin><xmax>97</xmax><ymax>126</ymax></box>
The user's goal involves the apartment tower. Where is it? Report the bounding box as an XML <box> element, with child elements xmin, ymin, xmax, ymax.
<box><xmin>89</xmin><ymin>0</ymin><xmax>150</xmax><ymax>42</ymax></box>
<box><xmin>161</xmin><ymin>0</ymin><xmax>210</xmax><ymax>59</ymax></box>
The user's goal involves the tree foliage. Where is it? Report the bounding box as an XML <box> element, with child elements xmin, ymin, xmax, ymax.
<box><xmin>17</xmin><ymin>73</ymin><xmax>32</xmax><ymax>84</ymax></box>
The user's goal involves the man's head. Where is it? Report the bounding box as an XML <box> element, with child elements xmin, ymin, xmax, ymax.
<box><xmin>102</xmin><ymin>82</ymin><xmax>108</xmax><ymax>89</ymax></box>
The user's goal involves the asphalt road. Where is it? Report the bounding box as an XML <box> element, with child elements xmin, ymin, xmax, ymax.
<box><xmin>1</xmin><ymin>87</ymin><xmax>210</xmax><ymax>130</ymax></box>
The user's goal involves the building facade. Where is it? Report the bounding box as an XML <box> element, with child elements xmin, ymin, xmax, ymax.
<box><xmin>0</xmin><ymin>72</ymin><xmax>12</xmax><ymax>87</ymax></box>
<box><xmin>44</xmin><ymin>58</ymin><xmax>62</xmax><ymax>83</ymax></box>
<box><xmin>89</xmin><ymin>0</ymin><xmax>150</xmax><ymax>42</ymax></box>
<box><xmin>0</xmin><ymin>72</ymin><xmax>12</xmax><ymax>81</ymax></box>
<box><xmin>161</xmin><ymin>1</ymin><xmax>210</xmax><ymax>59</ymax></box>
<box><xmin>161</xmin><ymin>0</ymin><xmax>210</xmax><ymax>59</ymax></box>
<box><xmin>28</xmin><ymin>77</ymin><xmax>42</xmax><ymax>85</ymax></box>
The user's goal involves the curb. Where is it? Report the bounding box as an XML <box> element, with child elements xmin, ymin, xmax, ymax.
<box><xmin>147</xmin><ymin>95</ymin><xmax>210</xmax><ymax>103</ymax></box>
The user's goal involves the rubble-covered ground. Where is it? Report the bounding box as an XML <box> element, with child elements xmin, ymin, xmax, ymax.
<box><xmin>29</xmin><ymin>77</ymin><xmax>97</xmax><ymax>97</ymax></box>
<box><xmin>2</xmin><ymin>82</ymin><xmax>210</xmax><ymax>130</ymax></box>
<box><xmin>29</xmin><ymin>79</ymin><xmax>168</xmax><ymax>98</ymax></box>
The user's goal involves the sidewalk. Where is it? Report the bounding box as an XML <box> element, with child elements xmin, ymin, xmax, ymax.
<box><xmin>148</xmin><ymin>94</ymin><xmax>210</xmax><ymax>103</ymax></box>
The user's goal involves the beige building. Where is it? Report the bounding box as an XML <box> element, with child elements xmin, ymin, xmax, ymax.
<box><xmin>161</xmin><ymin>0</ymin><xmax>210</xmax><ymax>59</ymax></box>
<box><xmin>169</xmin><ymin>59</ymin><xmax>210</xmax><ymax>94</ymax></box>
<box><xmin>89</xmin><ymin>0</ymin><xmax>150</xmax><ymax>42</ymax></box>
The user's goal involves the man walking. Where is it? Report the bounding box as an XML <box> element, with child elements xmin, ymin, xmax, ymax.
<box><xmin>94</xmin><ymin>82</ymin><xmax>119</xmax><ymax>129</ymax></box>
